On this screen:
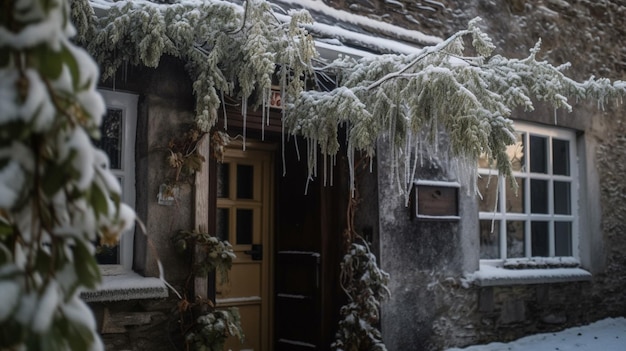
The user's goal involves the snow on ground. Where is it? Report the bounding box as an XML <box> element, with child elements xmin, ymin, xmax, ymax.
<box><xmin>446</xmin><ymin>317</ymin><xmax>626</xmax><ymax>351</ymax></box>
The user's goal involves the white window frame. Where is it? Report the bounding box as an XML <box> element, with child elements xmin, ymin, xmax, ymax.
<box><xmin>478</xmin><ymin>122</ymin><xmax>579</xmax><ymax>265</ymax></box>
<box><xmin>99</xmin><ymin>89</ymin><xmax>137</xmax><ymax>270</ymax></box>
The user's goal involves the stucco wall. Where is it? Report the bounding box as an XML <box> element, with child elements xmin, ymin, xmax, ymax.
<box><xmin>368</xmin><ymin>1</ymin><xmax>626</xmax><ymax>350</ymax></box>
<box><xmin>91</xmin><ymin>57</ymin><xmax>197</xmax><ymax>350</ymax></box>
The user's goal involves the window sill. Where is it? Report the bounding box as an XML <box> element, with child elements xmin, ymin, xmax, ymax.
<box><xmin>80</xmin><ymin>265</ymin><xmax>168</xmax><ymax>302</ymax></box>
<box><xmin>468</xmin><ymin>263</ymin><xmax>592</xmax><ymax>287</ymax></box>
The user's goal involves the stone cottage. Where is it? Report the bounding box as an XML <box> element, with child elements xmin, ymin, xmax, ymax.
<box><xmin>78</xmin><ymin>1</ymin><xmax>626</xmax><ymax>350</ymax></box>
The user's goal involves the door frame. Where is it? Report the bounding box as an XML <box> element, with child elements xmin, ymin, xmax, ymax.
<box><xmin>196</xmin><ymin>136</ymin><xmax>276</xmax><ymax>350</ymax></box>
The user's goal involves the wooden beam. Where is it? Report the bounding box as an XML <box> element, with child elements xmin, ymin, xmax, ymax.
<box><xmin>194</xmin><ymin>132</ymin><xmax>210</xmax><ymax>300</ymax></box>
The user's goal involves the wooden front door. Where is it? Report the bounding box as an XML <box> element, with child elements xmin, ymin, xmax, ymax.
<box><xmin>215</xmin><ymin>145</ymin><xmax>274</xmax><ymax>351</ymax></box>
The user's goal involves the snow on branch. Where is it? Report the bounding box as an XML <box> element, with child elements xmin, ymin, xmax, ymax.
<box><xmin>73</xmin><ymin>1</ymin><xmax>626</xmax><ymax>202</ymax></box>
<box><xmin>73</xmin><ymin>0</ymin><xmax>317</xmax><ymax>131</ymax></box>
<box><xmin>283</xmin><ymin>17</ymin><xmax>626</xmax><ymax>200</ymax></box>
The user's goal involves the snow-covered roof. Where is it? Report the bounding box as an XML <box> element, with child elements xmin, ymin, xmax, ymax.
<box><xmin>89</xmin><ymin>0</ymin><xmax>442</xmax><ymax>57</ymax></box>
<box><xmin>270</xmin><ymin>0</ymin><xmax>442</xmax><ymax>55</ymax></box>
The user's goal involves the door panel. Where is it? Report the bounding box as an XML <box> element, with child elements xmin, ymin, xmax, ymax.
<box><xmin>274</xmin><ymin>140</ymin><xmax>347</xmax><ymax>350</ymax></box>
<box><xmin>215</xmin><ymin>146</ymin><xmax>273</xmax><ymax>351</ymax></box>
<box><xmin>275</xmin><ymin>252</ymin><xmax>321</xmax><ymax>350</ymax></box>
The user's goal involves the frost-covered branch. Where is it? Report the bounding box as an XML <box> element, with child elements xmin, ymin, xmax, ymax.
<box><xmin>72</xmin><ymin>1</ymin><xmax>625</xmax><ymax>202</ymax></box>
<box><xmin>283</xmin><ymin>17</ymin><xmax>626</xmax><ymax>201</ymax></box>
<box><xmin>72</xmin><ymin>0</ymin><xmax>317</xmax><ymax>132</ymax></box>
<box><xmin>1</xmin><ymin>0</ymin><xmax>134</xmax><ymax>349</ymax></box>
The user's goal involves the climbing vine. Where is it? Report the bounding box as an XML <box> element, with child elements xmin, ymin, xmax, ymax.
<box><xmin>172</xmin><ymin>230</ymin><xmax>243</xmax><ymax>351</ymax></box>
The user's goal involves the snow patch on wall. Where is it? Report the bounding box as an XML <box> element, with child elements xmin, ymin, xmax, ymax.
<box><xmin>464</xmin><ymin>264</ymin><xmax>592</xmax><ymax>287</ymax></box>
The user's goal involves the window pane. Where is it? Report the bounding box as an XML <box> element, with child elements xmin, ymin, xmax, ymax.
<box><xmin>531</xmin><ymin>221</ymin><xmax>549</xmax><ymax>257</ymax></box>
<box><xmin>237</xmin><ymin>164</ymin><xmax>254</xmax><ymax>199</ymax></box>
<box><xmin>95</xmin><ymin>108</ymin><xmax>122</xmax><ymax>169</ymax></box>
<box><xmin>96</xmin><ymin>240</ymin><xmax>119</xmax><ymax>264</ymax></box>
<box><xmin>477</xmin><ymin>174</ymin><xmax>499</xmax><ymax>212</ymax></box>
<box><xmin>216</xmin><ymin>208</ymin><xmax>229</xmax><ymax>241</ymax></box>
<box><xmin>506</xmin><ymin>221</ymin><xmax>525</xmax><ymax>258</ymax></box>
<box><xmin>554</xmin><ymin>181</ymin><xmax>571</xmax><ymax>215</ymax></box>
<box><xmin>509</xmin><ymin>132</ymin><xmax>525</xmax><ymax>172</ymax></box>
<box><xmin>555</xmin><ymin>222</ymin><xmax>572</xmax><ymax>256</ymax></box>
<box><xmin>530</xmin><ymin>135</ymin><xmax>547</xmax><ymax>173</ymax></box>
<box><xmin>480</xmin><ymin>220</ymin><xmax>500</xmax><ymax>259</ymax></box>
<box><xmin>504</xmin><ymin>177</ymin><xmax>524</xmax><ymax>213</ymax></box>
<box><xmin>236</xmin><ymin>209</ymin><xmax>253</xmax><ymax>245</ymax></box>
<box><xmin>552</xmin><ymin>139</ymin><xmax>570</xmax><ymax>176</ymax></box>
<box><xmin>477</xmin><ymin>153</ymin><xmax>494</xmax><ymax>169</ymax></box>
<box><xmin>217</xmin><ymin>162</ymin><xmax>230</xmax><ymax>198</ymax></box>
<box><xmin>530</xmin><ymin>179</ymin><xmax>548</xmax><ymax>214</ymax></box>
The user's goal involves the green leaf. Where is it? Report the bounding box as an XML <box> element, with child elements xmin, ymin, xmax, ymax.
<box><xmin>90</xmin><ymin>183</ymin><xmax>108</xmax><ymax>219</ymax></box>
<box><xmin>40</xmin><ymin>330</ymin><xmax>63</xmax><ymax>351</ymax></box>
<box><xmin>34</xmin><ymin>250</ymin><xmax>52</xmax><ymax>274</ymax></box>
<box><xmin>41</xmin><ymin>162</ymin><xmax>68</xmax><ymax>197</ymax></box>
<box><xmin>35</xmin><ymin>44</ymin><xmax>63</xmax><ymax>80</ymax></box>
<box><xmin>55</xmin><ymin>314</ymin><xmax>94</xmax><ymax>351</ymax></box>
<box><xmin>0</xmin><ymin>319</ymin><xmax>25</xmax><ymax>350</ymax></box>
<box><xmin>0</xmin><ymin>221</ymin><xmax>13</xmax><ymax>241</ymax></box>
<box><xmin>0</xmin><ymin>47</ymin><xmax>9</xmax><ymax>68</ymax></box>
<box><xmin>60</xmin><ymin>44</ymin><xmax>81</xmax><ymax>91</ymax></box>
<box><xmin>72</xmin><ymin>240</ymin><xmax>101</xmax><ymax>289</ymax></box>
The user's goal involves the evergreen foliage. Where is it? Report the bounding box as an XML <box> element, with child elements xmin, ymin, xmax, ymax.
<box><xmin>0</xmin><ymin>0</ymin><xmax>134</xmax><ymax>349</ymax></box>
<box><xmin>185</xmin><ymin>307</ymin><xmax>244</xmax><ymax>351</ymax></box>
<box><xmin>71</xmin><ymin>0</ymin><xmax>317</xmax><ymax>134</ymax></box>
<box><xmin>332</xmin><ymin>242</ymin><xmax>390</xmax><ymax>351</ymax></box>
<box><xmin>72</xmin><ymin>1</ymin><xmax>626</xmax><ymax>201</ymax></box>
<box><xmin>286</xmin><ymin>18</ymin><xmax>626</xmax><ymax>200</ymax></box>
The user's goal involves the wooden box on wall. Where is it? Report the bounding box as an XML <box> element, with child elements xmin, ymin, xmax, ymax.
<box><xmin>414</xmin><ymin>180</ymin><xmax>460</xmax><ymax>220</ymax></box>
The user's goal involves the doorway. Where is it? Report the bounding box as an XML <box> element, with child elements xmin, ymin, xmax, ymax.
<box><xmin>214</xmin><ymin>144</ymin><xmax>274</xmax><ymax>351</ymax></box>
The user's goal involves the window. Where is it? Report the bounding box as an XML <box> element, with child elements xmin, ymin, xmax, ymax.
<box><xmin>95</xmin><ymin>90</ymin><xmax>137</xmax><ymax>270</ymax></box>
<box><xmin>478</xmin><ymin>122</ymin><xmax>578</xmax><ymax>262</ymax></box>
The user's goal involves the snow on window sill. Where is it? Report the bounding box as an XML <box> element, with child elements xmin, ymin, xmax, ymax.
<box><xmin>81</xmin><ymin>265</ymin><xmax>168</xmax><ymax>302</ymax></box>
<box><xmin>466</xmin><ymin>261</ymin><xmax>592</xmax><ymax>287</ymax></box>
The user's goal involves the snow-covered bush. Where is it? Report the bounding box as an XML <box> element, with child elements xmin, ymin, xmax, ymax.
<box><xmin>0</xmin><ymin>0</ymin><xmax>134</xmax><ymax>349</ymax></box>
<box><xmin>184</xmin><ymin>307</ymin><xmax>244</xmax><ymax>351</ymax></box>
<box><xmin>332</xmin><ymin>242</ymin><xmax>390</xmax><ymax>351</ymax></box>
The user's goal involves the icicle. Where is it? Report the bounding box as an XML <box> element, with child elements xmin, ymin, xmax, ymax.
<box><xmin>553</xmin><ymin>107</ymin><xmax>557</xmax><ymax>125</ymax></box>
<box><xmin>389</xmin><ymin>113</ymin><xmax>396</xmax><ymax>183</ymax></box>
<box><xmin>241</xmin><ymin>98</ymin><xmax>247</xmax><ymax>150</ymax></box>
<box><xmin>404</xmin><ymin>131</ymin><xmax>411</xmax><ymax>193</ymax></box>
<box><xmin>221</xmin><ymin>90</ymin><xmax>228</xmax><ymax>130</ymax></box>
<box><xmin>419</xmin><ymin>136</ymin><xmax>424</xmax><ymax>166</ymax></box>
<box><xmin>323</xmin><ymin>154</ymin><xmax>327</xmax><ymax>187</ymax></box>
<box><xmin>490</xmin><ymin>175</ymin><xmax>501</xmax><ymax>233</ymax></box>
<box><xmin>304</xmin><ymin>176</ymin><xmax>311</xmax><ymax>195</ymax></box>
<box><xmin>330</xmin><ymin>154</ymin><xmax>335</xmax><ymax>187</ymax></box>
<box><xmin>313</xmin><ymin>140</ymin><xmax>318</xmax><ymax>178</ymax></box>
<box><xmin>281</xmin><ymin>105</ymin><xmax>286</xmax><ymax>176</ymax></box>
<box><xmin>408</xmin><ymin>135</ymin><xmax>419</xmax><ymax>198</ymax></box>
<box><xmin>308</xmin><ymin>138</ymin><xmax>314</xmax><ymax>180</ymax></box>
<box><xmin>123</xmin><ymin>60</ymin><xmax>128</xmax><ymax>84</ymax></box>
<box><xmin>266</xmin><ymin>87</ymin><xmax>271</xmax><ymax>128</ymax></box>
<box><xmin>262</xmin><ymin>88</ymin><xmax>266</xmax><ymax>141</ymax></box>
<box><xmin>348</xmin><ymin>141</ymin><xmax>355</xmax><ymax>198</ymax></box>
<box><xmin>369</xmin><ymin>156</ymin><xmax>373</xmax><ymax>173</ymax></box>
<box><xmin>294</xmin><ymin>134</ymin><xmax>301</xmax><ymax>161</ymax></box>
<box><xmin>112</xmin><ymin>48</ymin><xmax>116</xmax><ymax>91</ymax></box>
